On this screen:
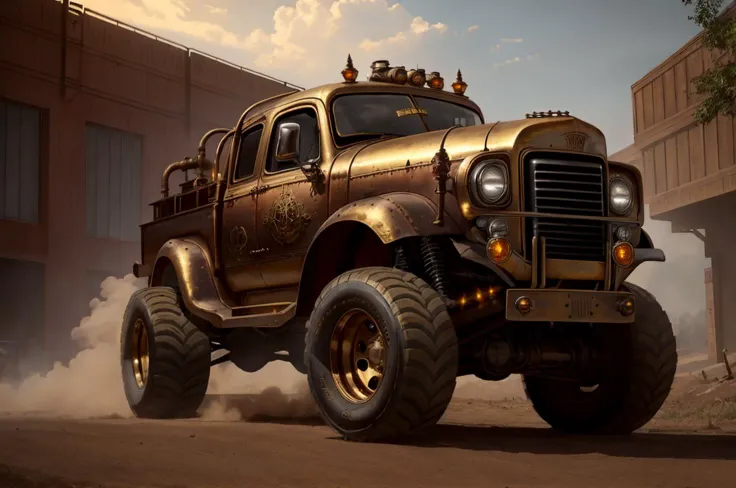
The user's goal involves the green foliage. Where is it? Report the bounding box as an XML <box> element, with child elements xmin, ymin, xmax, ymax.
<box><xmin>682</xmin><ymin>0</ymin><xmax>736</xmax><ymax>123</ymax></box>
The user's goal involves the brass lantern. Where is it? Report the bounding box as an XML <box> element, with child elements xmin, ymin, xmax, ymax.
<box><xmin>341</xmin><ymin>54</ymin><xmax>359</xmax><ymax>83</ymax></box>
<box><xmin>452</xmin><ymin>69</ymin><xmax>468</xmax><ymax>96</ymax></box>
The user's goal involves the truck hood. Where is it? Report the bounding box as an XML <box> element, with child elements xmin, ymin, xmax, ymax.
<box><xmin>333</xmin><ymin>116</ymin><xmax>608</xmax><ymax>180</ymax></box>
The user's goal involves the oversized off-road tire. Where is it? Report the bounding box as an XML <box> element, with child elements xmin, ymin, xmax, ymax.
<box><xmin>523</xmin><ymin>282</ymin><xmax>677</xmax><ymax>434</ymax></box>
<box><xmin>305</xmin><ymin>267</ymin><xmax>458</xmax><ymax>442</ymax></box>
<box><xmin>121</xmin><ymin>287</ymin><xmax>211</xmax><ymax>419</ymax></box>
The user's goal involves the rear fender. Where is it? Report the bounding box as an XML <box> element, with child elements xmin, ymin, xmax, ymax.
<box><xmin>150</xmin><ymin>237</ymin><xmax>232</xmax><ymax>327</ymax></box>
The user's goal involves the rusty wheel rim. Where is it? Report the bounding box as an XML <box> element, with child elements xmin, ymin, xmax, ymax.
<box><xmin>329</xmin><ymin>309</ymin><xmax>387</xmax><ymax>403</ymax></box>
<box><xmin>130</xmin><ymin>319</ymin><xmax>150</xmax><ymax>389</ymax></box>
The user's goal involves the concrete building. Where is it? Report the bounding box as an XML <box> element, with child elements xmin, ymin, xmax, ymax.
<box><xmin>610</xmin><ymin>2</ymin><xmax>736</xmax><ymax>362</ymax></box>
<box><xmin>0</xmin><ymin>0</ymin><xmax>300</xmax><ymax>362</ymax></box>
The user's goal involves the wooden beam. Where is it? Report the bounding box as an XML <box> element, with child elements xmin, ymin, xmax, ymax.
<box><xmin>648</xmin><ymin>165</ymin><xmax>736</xmax><ymax>216</ymax></box>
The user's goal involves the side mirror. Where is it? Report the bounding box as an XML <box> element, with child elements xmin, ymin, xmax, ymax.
<box><xmin>275</xmin><ymin>122</ymin><xmax>300</xmax><ymax>163</ymax></box>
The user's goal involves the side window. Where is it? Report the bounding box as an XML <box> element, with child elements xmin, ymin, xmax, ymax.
<box><xmin>233</xmin><ymin>125</ymin><xmax>263</xmax><ymax>181</ymax></box>
<box><xmin>267</xmin><ymin>108</ymin><xmax>320</xmax><ymax>173</ymax></box>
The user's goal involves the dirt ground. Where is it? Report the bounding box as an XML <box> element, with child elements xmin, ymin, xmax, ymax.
<box><xmin>1</xmin><ymin>368</ymin><xmax>735</xmax><ymax>488</ymax></box>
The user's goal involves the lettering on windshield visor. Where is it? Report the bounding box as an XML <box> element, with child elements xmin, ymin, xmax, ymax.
<box><xmin>396</xmin><ymin>107</ymin><xmax>428</xmax><ymax>117</ymax></box>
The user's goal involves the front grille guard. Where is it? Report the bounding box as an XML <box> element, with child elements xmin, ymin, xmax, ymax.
<box><xmin>521</xmin><ymin>152</ymin><xmax>613</xmax><ymax>290</ymax></box>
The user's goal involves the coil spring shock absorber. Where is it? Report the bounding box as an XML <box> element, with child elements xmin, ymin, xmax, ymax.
<box><xmin>420</xmin><ymin>236</ymin><xmax>449</xmax><ymax>300</ymax></box>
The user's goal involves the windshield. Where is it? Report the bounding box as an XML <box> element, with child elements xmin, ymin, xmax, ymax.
<box><xmin>331</xmin><ymin>93</ymin><xmax>482</xmax><ymax>145</ymax></box>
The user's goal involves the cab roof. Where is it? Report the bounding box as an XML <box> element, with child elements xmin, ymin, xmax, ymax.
<box><xmin>245</xmin><ymin>81</ymin><xmax>485</xmax><ymax>126</ymax></box>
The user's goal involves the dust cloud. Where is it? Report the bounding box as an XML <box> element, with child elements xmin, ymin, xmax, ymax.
<box><xmin>0</xmin><ymin>274</ymin><xmax>317</xmax><ymax>423</ymax></box>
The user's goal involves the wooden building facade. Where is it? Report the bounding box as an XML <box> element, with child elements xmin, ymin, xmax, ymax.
<box><xmin>610</xmin><ymin>2</ymin><xmax>736</xmax><ymax>361</ymax></box>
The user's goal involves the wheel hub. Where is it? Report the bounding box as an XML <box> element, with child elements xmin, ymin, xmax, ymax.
<box><xmin>330</xmin><ymin>310</ymin><xmax>387</xmax><ymax>403</ymax></box>
<box><xmin>130</xmin><ymin>318</ymin><xmax>150</xmax><ymax>389</ymax></box>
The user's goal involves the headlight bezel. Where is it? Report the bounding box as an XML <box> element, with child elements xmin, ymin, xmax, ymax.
<box><xmin>468</xmin><ymin>159</ymin><xmax>511</xmax><ymax>208</ymax></box>
<box><xmin>609</xmin><ymin>176</ymin><xmax>634</xmax><ymax>216</ymax></box>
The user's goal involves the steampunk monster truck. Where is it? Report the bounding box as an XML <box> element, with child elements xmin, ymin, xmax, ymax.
<box><xmin>121</xmin><ymin>57</ymin><xmax>677</xmax><ymax>441</ymax></box>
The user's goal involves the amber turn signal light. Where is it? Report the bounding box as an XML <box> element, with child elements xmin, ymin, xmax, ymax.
<box><xmin>487</xmin><ymin>237</ymin><xmax>512</xmax><ymax>264</ymax></box>
<box><xmin>613</xmin><ymin>242</ymin><xmax>634</xmax><ymax>267</ymax></box>
<box><xmin>515</xmin><ymin>296</ymin><xmax>532</xmax><ymax>315</ymax></box>
<box><xmin>618</xmin><ymin>297</ymin><xmax>635</xmax><ymax>317</ymax></box>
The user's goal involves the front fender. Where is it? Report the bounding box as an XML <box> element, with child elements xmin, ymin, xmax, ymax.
<box><xmin>295</xmin><ymin>193</ymin><xmax>465</xmax><ymax>316</ymax></box>
<box><xmin>317</xmin><ymin>192</ymin><xmax>464</xmax><ymax>244</ymax></box>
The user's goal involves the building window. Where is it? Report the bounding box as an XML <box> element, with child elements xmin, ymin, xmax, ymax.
<box><xmin>85</xmin><ymin>124</ymin><xmax>142</xmax><ymax>242</ymax></box>
<box><xmin>0</xmin><ymin>100</ymin><xmax>41</xmax><ymax>223</ymax></box>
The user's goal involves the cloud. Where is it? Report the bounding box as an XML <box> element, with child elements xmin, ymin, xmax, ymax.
<box><xmin>493</xmin><ymin>53</ymin><xmax>539</xmax><ymax>69</ymax></box>
<box><xmin>500</xmin><ymin>37</ymin><xmax>524</xmax><ymax>43</ymax></box>
<box><xmin>409</xmin><ymin>16</ymin><xmax>447</xmax><ymax>35</ymax></box>
<box><xmin>80</xmin><ymin>0</ymin><xmax>452</xmax><ymax>86</ymax></box>
<box><xmin>81</xmin><ymin>0</ymin><xmax>242</xmax><ymax>47</ymax></box>
<box><xmin>467</xmin><ymin>25</ymin><xmax>479</xmax><ymax>32</ymax></box>
<box><xmin>205</xmin><ymin>4</ymin><xmax>227</xmax><ymax>15</ymax></box>
<box><xmin>361</xmin><ymin>14</ymin><xmax>446</xmax><ymax>52</ymax></box>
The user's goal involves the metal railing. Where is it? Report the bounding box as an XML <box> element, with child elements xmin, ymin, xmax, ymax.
<box><xmin>53</xmin><ymin>0</ymin><xmax>304</xmax><ymax>90</ymax></box>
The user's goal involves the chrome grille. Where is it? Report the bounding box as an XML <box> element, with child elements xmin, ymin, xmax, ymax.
<box><xmin>526</xmin><ymin>156</ymin><xmax>606</xmax><ymax>261</ymax></box>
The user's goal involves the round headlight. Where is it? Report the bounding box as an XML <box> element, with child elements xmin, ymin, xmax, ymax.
<box><xmin>610</xmin><ymin>178</ymin><xmax>633</xmax><ymax>215</ymax></box>
<box><xmin>470</xmin><ymin>161</ymin><xmax>508</xmax><ymax>205</ymax></box>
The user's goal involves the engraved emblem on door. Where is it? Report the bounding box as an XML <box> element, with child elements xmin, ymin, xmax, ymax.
<box><xmin>228</xmin><ymin>226</ymin><xmax>248</xmax><ymax>255</ymax></box>
<box><xmin>263</xmin><ymin>187</ymin><xmax>311</xmax><ymax>246</ymax></box>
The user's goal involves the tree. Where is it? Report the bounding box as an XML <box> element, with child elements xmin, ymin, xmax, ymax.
<box><xmin>682</xmin><ymin>0</ymin><xmax>736</xmax><ymax>123</ymax></box>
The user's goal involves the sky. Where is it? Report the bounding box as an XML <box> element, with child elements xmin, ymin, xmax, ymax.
<box><xmin>79</xmin><ymin>0</ymin><xmax>704</xmax><ymax>155</ymax></box>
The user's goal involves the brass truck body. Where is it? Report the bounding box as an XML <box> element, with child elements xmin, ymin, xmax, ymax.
<box><xmin>121</xmin><ymin>60</ymin><xmax>676</xmax><ymax>440</ymax></box>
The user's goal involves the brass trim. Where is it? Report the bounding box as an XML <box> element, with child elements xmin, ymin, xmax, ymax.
<box><xmin>495</xmin><ymin>251</ymin><xmax>533</xmax><ymax>281</ymax></box>
<box><xmin>530</xmin><ymin>236</ymin><xmax>539</xmax><ymax>289</ymax></box>
<box><xmin>546</xmin><ymin>259</ymin><xmax>605</xmax><ymax>281</ymax></box>
<box><xmin>539</xmin><ymin>236</ymin><xmax>547</xmax><ymax>289</ymax></box>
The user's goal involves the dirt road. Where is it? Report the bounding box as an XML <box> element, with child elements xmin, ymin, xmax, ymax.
<box><xmin>0</xmin><ymin>397</ymin><xmax>734</xmax><ymax>488</ymax></box>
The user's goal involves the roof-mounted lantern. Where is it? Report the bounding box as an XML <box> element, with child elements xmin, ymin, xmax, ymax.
<box><xmin>451</xmin><ymin>69</ymin><xmax>468</xmax><ymax>96</ymax></box>
<box><xmin>407</xmin><ymin>68</ymin><xmax>426</xmax><ymax>87</ymax></box>
<box><xmin>341</xmin><ymin>54</ymin><xmax>359</xmax><ymax>83</ymax></box>
<box><xmin>369</xmin><ymin>60</ymin><xmax>408</xmax><ymax>84</ymax></box>
<box><xmin>426</xmin><ymin>71</ymin><xmax>444</xmax><ymax>90</ymax></box>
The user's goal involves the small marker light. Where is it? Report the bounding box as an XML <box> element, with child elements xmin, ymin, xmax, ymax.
<box><xmin>615</xmin><ymin>226</ymin><xmax>632</xmax><ymax>242</ymax></box>
<box><xmin>515</xmin><ymin>296</ymin><xmax>532</xmax><ymax>315</ymax></box>
<box><xmin>487</xmin><ymin>237</ymin><xmax>512</xmax><ymax>264</ymax></box>
<box><xmin>475</xmin><ymin>290</ymin><xmax>483</xmax><ymax>301</ymax></box>
<box><xmin>618</xmin><ymin>298</ymin><xmax>635</xmax><ymax>317</ymax></box>
<box><xmin>613</xmin><ymin>242</ymin><xmax>634</xmax><ymax>268</ymax></box>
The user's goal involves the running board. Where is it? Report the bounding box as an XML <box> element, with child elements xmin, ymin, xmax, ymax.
<box><xmin>152</xmin><ymin>237</ymin><xmax>297</xmax><ymax>329</ymax></box>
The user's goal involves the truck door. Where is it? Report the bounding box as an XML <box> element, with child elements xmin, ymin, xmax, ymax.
<box><xmin>255</xmin><ymin>104</ymin><xmax>329</xmax><ymax>288</ymax></box>
<box><xmin>220</xmin><ymin>122</ymin><xmax>268</xmax><ymax>291</ymax></box>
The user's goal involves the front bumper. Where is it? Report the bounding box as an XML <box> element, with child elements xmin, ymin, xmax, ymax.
<box><xmin>505</xmin><ymin>288</ymin><xmax>635</xmax><ymax>324</ymax></box>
